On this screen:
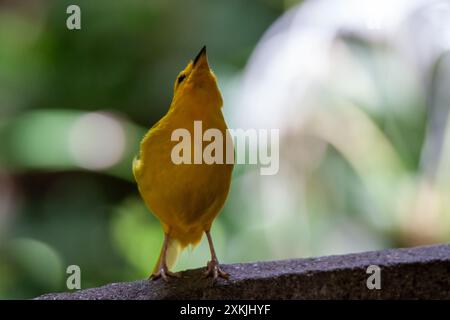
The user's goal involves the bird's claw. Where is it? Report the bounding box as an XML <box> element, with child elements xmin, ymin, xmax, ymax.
<box><xmin>150</xmin><ymin>266</ymin><xmax>180</xmax><ymax>282</ymax></box>
<box><xmin>204</xmin><ymin>259</ymin><xmax>229</xmax><ymax>280</ymax></box>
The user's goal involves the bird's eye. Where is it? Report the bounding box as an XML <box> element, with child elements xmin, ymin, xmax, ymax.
<box><xmin>177</xmin><ymin>74</ymin><xmax>186</xmax><ymax>84</ymax></box>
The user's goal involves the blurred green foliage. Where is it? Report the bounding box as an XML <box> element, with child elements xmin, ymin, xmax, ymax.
<box><xmin>0</xmin><ymin>0</ymin><xmax>286</xmax><ymax>299</ymax></box>
<box><xmin>1</xmin><ymin>0</ymin><xmax>449</xmax><ymax>300</ymax></box>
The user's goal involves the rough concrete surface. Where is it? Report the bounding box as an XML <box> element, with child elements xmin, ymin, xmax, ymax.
<box><xmin>35</xmin><ymin>244</ymin><xmax>450</xmax><ymax>300</ymax></box>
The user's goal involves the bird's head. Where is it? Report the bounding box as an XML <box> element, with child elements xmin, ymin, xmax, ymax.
<box><xmin>171</xmin><ymin>46</ymin><xmax>223</xmax><ymax>109</ymax></box>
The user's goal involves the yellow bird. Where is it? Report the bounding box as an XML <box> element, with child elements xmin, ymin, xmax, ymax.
<box><xmin>133</xmin><ymin>46</ymin><xmax>234</xmax><ymax>281</ymax></box>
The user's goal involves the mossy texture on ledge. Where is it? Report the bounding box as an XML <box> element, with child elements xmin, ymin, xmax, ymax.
<box><xmin>35</xmin><ymin>244</ymin><xmax>450</xmax><ymax>300</ymax></box>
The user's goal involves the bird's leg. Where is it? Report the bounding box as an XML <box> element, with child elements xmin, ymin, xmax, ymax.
<box><xmin>204</xmin><ymin>230</ymin><xmax>229</xmax><ymax>280</ymax></box>
<box><xmin>150</xmin><ymin>233</ymin><xmax>180</xmax><ymax>281</ymax></box>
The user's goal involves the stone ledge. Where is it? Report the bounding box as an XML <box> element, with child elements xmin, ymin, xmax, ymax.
<box><xmin>35</xmin><ymin>244</ymin><xmax>450</xmax><ymax>299</ymax></box>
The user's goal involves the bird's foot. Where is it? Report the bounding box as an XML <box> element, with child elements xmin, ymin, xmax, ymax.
<box><xmin>150</xmin><ymin>265</ymin><xmax>180</xmax><ymax>282</ymax></box>
<box><xmin>204</xmin><ymin>259</ymin><xmax>229</xmax><ymax>280</ymax></box>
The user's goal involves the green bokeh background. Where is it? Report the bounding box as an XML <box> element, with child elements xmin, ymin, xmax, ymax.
<box><xmin>0</xmin><ymin>0</ymin><xmax>286</xmax><ymax>299</ymax></box>
<box><xmin>1</xmin><ymin>0</ymin><xmax>449</xmax><ymax>299</ymax></box>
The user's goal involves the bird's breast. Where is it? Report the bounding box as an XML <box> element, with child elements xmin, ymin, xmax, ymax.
<box><xmin>136</xmin><ymin>109</ymin><xmax>233</xmax><ymax>230</ymax></box>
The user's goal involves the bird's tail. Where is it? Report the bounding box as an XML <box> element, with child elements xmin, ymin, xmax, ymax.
<box><xmin>153</xmin><ymin>237</ymin><xmax>182</xmax><ymax>273</ymax></box>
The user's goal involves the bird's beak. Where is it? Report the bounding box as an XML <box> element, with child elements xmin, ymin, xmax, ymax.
<box><xmin>193</xmin><ymin>46</ymin><xmax>208</xmax><ymax>69</ymax></box>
